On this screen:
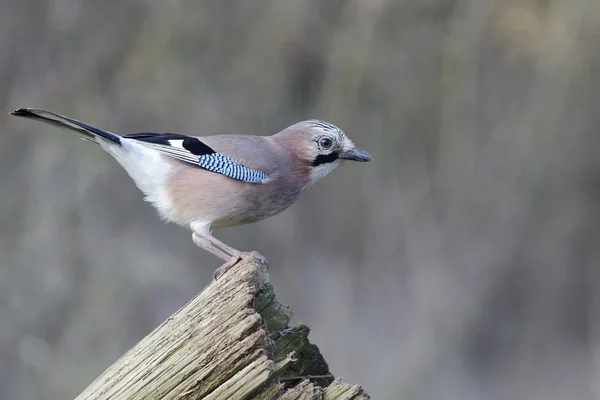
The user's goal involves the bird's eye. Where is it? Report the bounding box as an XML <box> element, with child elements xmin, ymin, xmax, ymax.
<box><xmin>319</xmin><ymin>137</ymin><xmax>333</xmax><ymax>149</ymax></box>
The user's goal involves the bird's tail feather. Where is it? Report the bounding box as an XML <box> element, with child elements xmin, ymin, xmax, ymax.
<box><xmin>10</xmin><ymin>108</ymin><xmax>121</xmax><ymax>145</ymax></box>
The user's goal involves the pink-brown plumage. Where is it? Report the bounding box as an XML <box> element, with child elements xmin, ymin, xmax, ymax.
<box><xmin>165</xmin><ymin>126</ymin><xmax>334</xmax><ymax>229</ymax></box>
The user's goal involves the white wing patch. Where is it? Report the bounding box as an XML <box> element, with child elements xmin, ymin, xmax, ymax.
<box><xmin>169</xmin><ymin>139</ymin><xmax>185</xmax><ymax>149</ymax></box>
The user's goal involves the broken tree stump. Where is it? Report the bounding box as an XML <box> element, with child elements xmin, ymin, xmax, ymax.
<box><xmin>75</xmin><ymin>253</ymin><xmax>370</xmax><ymax>399</ymax></box>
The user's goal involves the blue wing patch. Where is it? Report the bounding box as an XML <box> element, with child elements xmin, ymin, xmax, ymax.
<box><xmin>198</xmin><ymin>153</ymin><xmax>268</xmax><ymax>183</ymax></box>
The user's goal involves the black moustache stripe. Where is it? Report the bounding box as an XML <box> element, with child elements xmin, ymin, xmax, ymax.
<box><xmin>312</xmin><ymin>152</ymin><xmax>339</xmax><ymax>167</ymax></box>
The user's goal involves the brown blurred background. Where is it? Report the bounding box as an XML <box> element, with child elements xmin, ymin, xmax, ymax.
<box><xmin>2</xmin><ymin>0</ymin><xmax>600</xmax><ymax>399</ymax></box>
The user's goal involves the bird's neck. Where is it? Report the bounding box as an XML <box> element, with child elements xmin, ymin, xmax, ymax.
<box><xmin>270</xmin><ymin>133</ymin><xmax>313</xmax><ymax>191</ymax></box>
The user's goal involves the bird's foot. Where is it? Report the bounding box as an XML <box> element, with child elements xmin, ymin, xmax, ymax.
<box><xmin>212</xmin><ymin>255</ymin><xmax>242</xmax><ymax>281</ymax></box>
<box><xmin>212</xmin><ymin>251</ymin><xmax>268</xmax><ymax>280</ymax></box>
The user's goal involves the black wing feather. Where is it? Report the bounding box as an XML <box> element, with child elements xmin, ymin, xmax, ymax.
<box><xmin>123</xmin><ymin>132</ymin><xmax>215</xmax><ymax>156</ymax></box>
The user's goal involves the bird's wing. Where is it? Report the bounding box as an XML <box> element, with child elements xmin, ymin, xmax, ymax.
<box><xmin>122</xmin><ymin>132</ymin><xmax>269</xmax><ymax>183</ymax></box>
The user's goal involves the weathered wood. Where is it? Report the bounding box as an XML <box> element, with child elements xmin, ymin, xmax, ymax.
<box><xmin>75</xmin><ymin>253</ymin><xmax>370</xmax><ymax>400</ymax></box>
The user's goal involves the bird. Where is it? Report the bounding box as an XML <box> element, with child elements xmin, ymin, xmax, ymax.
<box><xmin>10</xmin><ymin>108</ymin><xmax>372</xmax><ymax>279</ymax></box>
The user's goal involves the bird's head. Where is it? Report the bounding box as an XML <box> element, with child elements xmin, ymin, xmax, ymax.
<box><xmin>275</xmin><ymin>119</ymin><xmax>372</xmax><ymax>186</ymax></box>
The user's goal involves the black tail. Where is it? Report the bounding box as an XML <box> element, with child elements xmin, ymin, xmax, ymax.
<box><xmin>10</xmin><ymin>108</ymin><xmax>121</xmax><ymax>145</ymax></box>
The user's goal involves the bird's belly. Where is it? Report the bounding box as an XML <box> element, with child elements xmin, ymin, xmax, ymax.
<box><xmin>164</xmin><ymin>167</ymin><xmax>301</xmax><ymax>228</ymax></box>
<box><xmin>211</xmin><ymin>193</ymin><xmax>298</xmax><ymax>229</ymax></box>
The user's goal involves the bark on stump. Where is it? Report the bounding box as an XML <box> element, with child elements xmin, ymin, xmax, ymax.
<box><xmin>75</xmin><ymin>253</ymin><xmax>370</xmax><ymax>399</ymax></box>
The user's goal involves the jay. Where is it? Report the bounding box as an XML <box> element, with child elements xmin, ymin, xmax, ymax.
<box><xmin>11</xmin><ymin>108</ymin><xmax>372</xmax><ymax>278</ymax></box>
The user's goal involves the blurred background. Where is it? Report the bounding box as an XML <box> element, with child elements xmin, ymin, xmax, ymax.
<box><xmin>1</xmin><ymin>0</ymin><xmax>600</xmax><ymax>399</ymax></box>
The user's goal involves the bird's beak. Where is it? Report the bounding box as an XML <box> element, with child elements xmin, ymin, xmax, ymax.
<box><xmin>338</xmin><ymin>146</ymin><xmax>372</xmax><ymax>162</ymax></box>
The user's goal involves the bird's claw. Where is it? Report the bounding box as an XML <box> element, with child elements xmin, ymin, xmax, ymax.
<box><xmin>212</xmin><ymin>255</ymin><xmax>242</xmax><ymax>281</ymax></box>
<box><xmin>212</xmin><ymin>251</ymin><xmax>268</xmax><ymax>280</ymax></box>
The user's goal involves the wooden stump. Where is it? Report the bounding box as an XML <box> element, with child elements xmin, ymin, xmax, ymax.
<box><xmin>75</xmin><ymin>254</ymin><xmax>370</xmax><ymax>400</ymax></box>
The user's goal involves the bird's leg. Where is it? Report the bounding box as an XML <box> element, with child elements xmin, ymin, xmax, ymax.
<box><xmin>201</xmin><ymin>234</ymin><xmax>270</xmax><ymax>279</ymax></box>
<box><xmin>190</xmin><ymin>221</ymin><xmax>243</xmax><ymax>257</ymax></box>
<box><xmin>200</xmin><ymin>234</ymin><xmax>247</xmax><ymax>258</ymax></box>
<box><xmin>192</xmin><ymin>233</ymin><xmax>231</xmax><ymax>261</ymax></box>
<box><xmin>190</xmin><ymin>222</ymin><xmax>266</xmax><ymax>279</ymax></box>
<box><xmin>192</xmin><ymin>232</ymin><xmax>242</xmax><ymax>280</ymax></box>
